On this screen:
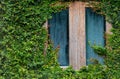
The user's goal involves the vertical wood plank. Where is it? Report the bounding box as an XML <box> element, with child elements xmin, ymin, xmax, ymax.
<box><xmin>69</xmin><ymin>2</ymin><xmax>86</xmax><ymax>70</ymax></box>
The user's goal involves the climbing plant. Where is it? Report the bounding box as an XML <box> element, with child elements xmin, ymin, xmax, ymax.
<box><xmin>0</xmin><ymin>0</ymin><xmax>120</xmax><ymax>79</ymax></box>
<box><xmin>0</xmin><ymin>0</ymin><xmax>68</xmax><ymax>78</ymax></box>
<box><xmin>96</xmin><ymin>0</ymin><xmax>120</xmax><ymax>78</ymax></box>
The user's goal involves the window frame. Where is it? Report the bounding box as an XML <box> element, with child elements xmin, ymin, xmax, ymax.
<box><xmin>44</xmin><ymin>1</ymin><xmax>112</xmax><ymax>70</ymax></box>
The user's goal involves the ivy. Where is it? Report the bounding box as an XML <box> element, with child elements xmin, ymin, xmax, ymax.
<box><xmin>0</xmin><ymin>0</ymin><xmax>120</xmax><ymax>79</ymax></box>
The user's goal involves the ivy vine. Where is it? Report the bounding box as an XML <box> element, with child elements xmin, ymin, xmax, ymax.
<box><xmin>0</xmin><ymin>0</ymin><xmax>120</xmax><ymax>79</ymax></box>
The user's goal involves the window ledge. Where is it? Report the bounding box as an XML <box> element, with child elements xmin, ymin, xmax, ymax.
<box><xmin>60</xmin><ymin>66</ymin><xmax>68</xmax><ymax>69</ymax></box>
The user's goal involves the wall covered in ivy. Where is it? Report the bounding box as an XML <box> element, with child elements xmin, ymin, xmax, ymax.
<box><xmin>0</xmin><ymin>0</ymin><xmax>120</xmax><ymax>79</ymax></box>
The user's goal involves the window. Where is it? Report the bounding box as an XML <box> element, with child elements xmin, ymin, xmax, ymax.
<box><xmin>48</xmin><ymin>9</ymin><xmax>69</xmax><ymax>66</ymax></box>
<box><xmin>46</xmin><ymin>1</ymin><xmax>112</xmax><ymax>70</ymax></box>
<box><xmin>86</xmin><ymin>7</ymin><xmax>105</xmax><ymax>65</ymax></box>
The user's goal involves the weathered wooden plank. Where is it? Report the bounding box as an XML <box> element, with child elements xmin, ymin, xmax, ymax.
<box><xmin>69</xmin><ymin>2</ymin><xmax>86</xmax><ymax>70</ymax></box>
<box><xmin>86</xmin><ymin>8</ymin><xmax>105</xmax><ymax>65</ymax></box>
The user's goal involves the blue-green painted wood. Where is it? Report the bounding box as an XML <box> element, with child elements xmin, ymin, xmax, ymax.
<box><xmin>86</xmin><ymin>8</ymin><xmax>105</xmax><ymax>65</ymax></box>
<box><xmin>48</xmin><ymin>9</ymin><xmax>69</xmax><ymax>66</ymax></box>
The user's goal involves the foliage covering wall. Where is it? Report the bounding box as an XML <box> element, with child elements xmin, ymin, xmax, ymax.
<box><xmin>0</xmin><ymin>0</ymin><xmax>120</xmax><ymax>79</ymax></box>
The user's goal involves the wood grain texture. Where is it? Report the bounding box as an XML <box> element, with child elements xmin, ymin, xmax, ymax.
<box><xmin>69</xmin><ymin>1</ymin><xmax>86</xmax><ymax>70</ymax></box>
